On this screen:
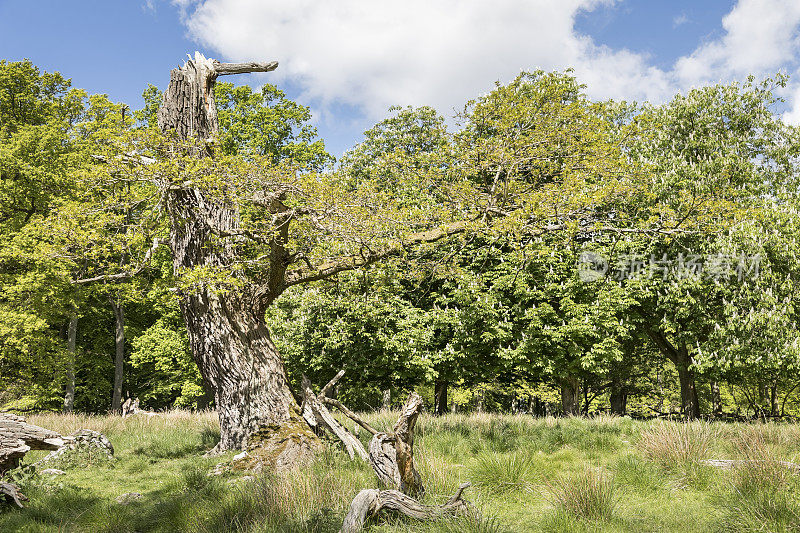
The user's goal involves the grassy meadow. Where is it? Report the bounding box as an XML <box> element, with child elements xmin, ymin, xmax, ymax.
<box><xmin>2</xmin><ymin>411</ymin><xmax>800</xmax><ymax>532</ymax></box>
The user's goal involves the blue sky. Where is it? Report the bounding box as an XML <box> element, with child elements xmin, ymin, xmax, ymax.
<box><xmin>2</xmin><ymin>1</ymin><xmax>799</xmax><ymax>157</ymax></box>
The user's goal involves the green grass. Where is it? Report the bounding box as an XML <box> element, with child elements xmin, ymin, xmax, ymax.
<box><xmin>2</xmin><ymin>411</ymin><xmax>800</xmax><ymax>531</ymax></box>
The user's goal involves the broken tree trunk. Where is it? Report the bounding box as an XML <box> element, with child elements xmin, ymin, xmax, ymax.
<box><xmin>0</xmin><ymin>481</ymin><xmax>27</xmax><ymax>508</ymax></box>
<box><xmin>0</xmin><ymin>414</ymin><xmax>65</xmax><ymax>473</ymax></box>
<box><xmin>157</xmin><ymin>52</ymin><xmax>321</xmax><ymax>460</ymax></box>
<box><xmin>301</xmin><ymin>375</ymin><xmax>367</xmax><ymax>461</ymax></box>
<box><xmin>366</xmin><ymin>392</ymin><xmax>424</xmax><ymax>497</ymax></box>
<box><xmin>340</xmin><ymin>483</ymin><xmax>472</xmax><ymax>533</ymax></box>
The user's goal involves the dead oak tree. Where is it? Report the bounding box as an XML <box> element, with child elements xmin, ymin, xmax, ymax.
<box><xmin>84</xmin><ymin>52</ymin><xmax>471</xmax><ymax>463</ymax></box>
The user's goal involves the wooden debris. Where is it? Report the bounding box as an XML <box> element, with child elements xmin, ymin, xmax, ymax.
<box><xmin>0</xmin><ymin>413</ymin><xmax>64</xmax><ymax>473</ymax></box>
<box><xmin>0</xmin><ymin>481</ymin><xmax>27</xmax><ymax>508</ymax></box>
<box><xmin>701</xmin><ymin>459</ymin><xmax>800</xmax><ymax>471</ymax></box>
<box><xmin>340</xmin><ymin>482</ymin><xmax>472</xmax><ymax>533</ymax></box>
<box><xmin>391</xmin><ymin>393</ymin><xmax>424</xmax><ymax>497</ymax></box>
<box><xmin>322</xmin><ymin>397</ymin><xmax>379</xmax><ymax>436</ymax></box>
<box><xmin>121</xmin><ymin>398</ymin><xmax>162</xmax><ymax>418</ymax></box>
<box><xmin>301</xmin><ymin>375</ymin><xmax>367</xmax><ymax>461</ymax></box>
<box><xmin>34</xmin><ymin>429</ymin><xmax>114</xmax><ymax>466</ymax></box>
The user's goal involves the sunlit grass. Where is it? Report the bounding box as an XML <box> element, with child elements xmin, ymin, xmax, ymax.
<box><xmin>0</xmin><ymin>411</ymin><xmax>798</xmax><ymax>532</ymax></box>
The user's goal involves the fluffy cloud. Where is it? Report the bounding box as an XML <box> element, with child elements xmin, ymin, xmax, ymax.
<box><xmin>675</xmin><ymin>0</ymin><xmax>800</xmax><ymax>86</ymax></box>
<box><xmin>174</xmin><ymin>0</ymin><xmax>800</xmax><ymax>125</ymax></box>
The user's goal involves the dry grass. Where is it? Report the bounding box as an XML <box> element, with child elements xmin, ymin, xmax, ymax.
<box><xmin>637</xmin><ymin>420</ymin><xmax>715</xmax><ymax>467</ymax></box>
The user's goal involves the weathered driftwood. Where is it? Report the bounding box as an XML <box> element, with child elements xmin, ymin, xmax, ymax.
<box><xmin>301</xmin><ymin>375</ymin><xmax>368</xmax><ymax>461</ymax></box>
<box><xmin>323</xmin><ymin>397</ymin><xmax>379</xmax><ymax>436</ymax></box>
<box><xmin>0</xmin><ymin>481</ymin><xmax>27</xmax><ymax>508</ymax></box>
<box><xmin>340</xmin><ymin>482</ymin><xmax>472</xmax><ymax>533</ymax></box>
<box><xmin>0</xmin><ymin>414</ymin><xmax>64</xmax><ymax>473</ymax></box>
<box><xmin>322</xmin><ymin>388</ymin><xmax>425</xmax><ymax>496</ymax></box>
<box><xmin>122</xmin><ymin>398</ymin><xmax>162</xmax><ymax>419</ymax></box>
<box><xmin>368</xmin><ymin>432</ymin><xmax>400</xmax><ymax>489</ymax></box>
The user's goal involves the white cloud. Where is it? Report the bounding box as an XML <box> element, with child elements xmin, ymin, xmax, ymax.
<box><xmin>675</xmin><ymin>0</ymin><xmax>800</xmax><ymax>86</ymax></box>
<box><xmin>173</xmin><ymin>0</ymin><xmax>800</xmax><ymax>126</ymax></box>
<box><xmin>673</xmin><ymin>13</ymin><xmax>689</xmax><ymax>28</ymax></box>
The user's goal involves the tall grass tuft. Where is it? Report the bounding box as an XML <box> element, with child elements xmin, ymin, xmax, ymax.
<box><xmin>722</xmin><ymin>429</ymin><xmax>800</xmax><ymax>532</ymax></box>
<box><xmin>546</xmin><ymin>466</ymin><xmax>617</xmax><ymax>522</ymax></box>
<box><xmin>637</xmin><ymin>420</ymin><xmax>714</xmax><ymax>468</ymax></box>
<box><xmin>470</xmin><ymin>452</ymin><xmax>535</xmax><ymax>494</ymax></box>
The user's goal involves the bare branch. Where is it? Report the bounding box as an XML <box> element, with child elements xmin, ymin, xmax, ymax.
<box><xmin>285</xmin><ymin>220</ymin><xmax>468</xmax><ymax>287</ymax></box>
<box><xmin>74</xmin><ymin>238</ymin><xmax>162</xmax><ymax>285</ymax></box>
<box><xmin>213</xmin><ymin>61</ymin><xmax>278</xmax><ymax>76</ymax></box>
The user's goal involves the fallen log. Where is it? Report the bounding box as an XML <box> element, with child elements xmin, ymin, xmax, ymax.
<box><xmin>0</xmin><ymin>414</ymin><xmax>64</xmax><ymax>473</ymax></box>
<box><xmin>701</xmin><ymin>459</ymin><xmax>800</xmax><ymax>471</ymax></box>
<box><xmin>340</xmin><ymin>482</ymin><xmax>472</xmax><ymax>533</ymax></box>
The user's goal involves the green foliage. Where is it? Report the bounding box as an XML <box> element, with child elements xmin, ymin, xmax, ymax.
<box><xmin>130</xmin><ymin>319</ymin><xmax>205</xmax><ymax>409</ymax></box>
<box><xmin>215</xmin><ymin>81</ymin><xmax>333</xmax><ymax>170</ymax></box>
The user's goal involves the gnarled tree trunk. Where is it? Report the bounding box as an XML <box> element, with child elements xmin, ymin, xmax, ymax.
<box><xmin>157</xmin><ymin>53</ymin><xmax>311</xmax><ymax>454</ymax></box>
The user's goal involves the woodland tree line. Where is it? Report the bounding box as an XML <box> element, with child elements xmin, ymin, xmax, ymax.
<box><xmin>1</xmin><ymin>57</ymin><xmax>800</xmax><ymax>433</ymax></box>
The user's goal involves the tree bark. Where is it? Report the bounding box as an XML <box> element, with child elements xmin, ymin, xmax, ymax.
<box><xmin>711</xmin><ymin>381</ymin><xmax>722</xmax><ymax>415</ymax></box>
<box><xmin>381</xmin><ymin>389</ymin><xmax>391</xmax><ymax>410</ymax></box>
<box><xmin>110</xmin><ymin>297</ymin><xmax>125</xmax><ymax>413</ymax></box>
<box><xmin>560</xmin><ymin>376</ymin><xmax>580</xmax><ymax>416</ymax></box>
<box><xmin>157</xmin><ymin>53</ymin><xmax>315</xmax><ymax>454</ymax></box>
<box><xmin>63</xmin><ymin>309</ymin><xmax>78</xmax><ymax>414</ymax></box>
<box><xmin>673</xmin><ymin>344</ymin><xmax>700</xmax><ymax>419</ymax></box>
<box><xmin>771</xmin><ymin>382</ymin><xmax>779</xmax><ymax>417</ymax></box>
<box><xmin>433</xmin><ymin>380</ymin><xmax>448</xmax><ymax>416</ymax></box>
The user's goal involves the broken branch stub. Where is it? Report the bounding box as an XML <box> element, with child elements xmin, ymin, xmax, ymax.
<box><xmin>392</xmin><ymin>392</ymin><xmax>424</xmax><ymax>497</ymax></box>
<box><xmin>365</xmin><ymin>392</ymin><xmax>424</xmax><ymax>496</ymax></box>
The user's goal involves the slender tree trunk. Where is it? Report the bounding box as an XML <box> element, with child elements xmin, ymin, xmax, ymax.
<box><xmin>560</xmin><ymin>377</ymin><xmax>580</xmax><ymax>416</ymax></box>
<box><xmin>711</xmin><ymin>381</ymin><xmax>721</xmax><ymax>415</ymax></box>
<box><xmin>656</xmin><ymin>366</ymin><xmax>664</xmax><ymax>413</ymax></box>
<box><xmin>63</xmin><ymin>310</ymin><xmax>78</xmax><ymax>413</ymax></box>
<box><xmin>433</xmin><ymin>380</ymin><xmax>448</xmax><ymax>416</ymax></box>
<box><xmin>771</xmin><ymin>382</ymin><xmax>779</xmax><ymax>417</ymax></box>
<box><xmin>475</xmin><ymin>388</ymin><xmax>485</xmax><ymax>413</ymax></box>
<box><xmin>110</xmin><ymin>298</ymin><xmax>125</xmax><ymax>413</ymax></box>
<box><xmin>673</xmin><ymin>345</ymin><xmax>700</xmax><ymax>419</ymax></box>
